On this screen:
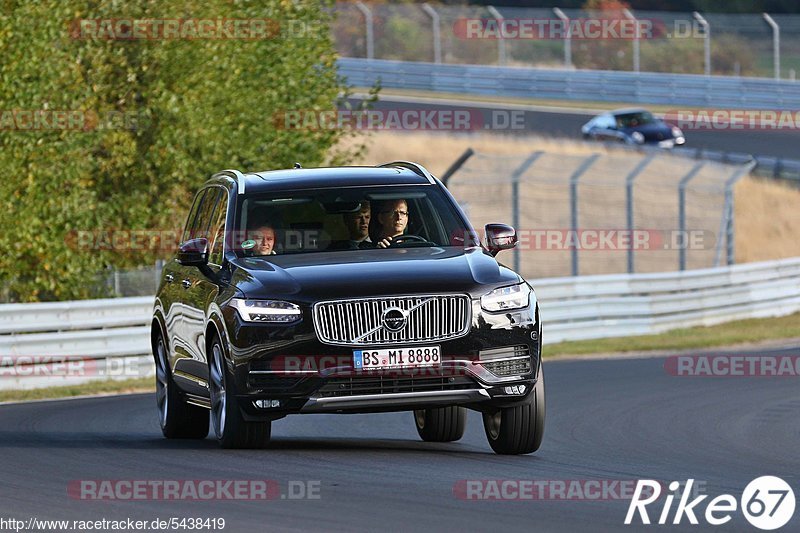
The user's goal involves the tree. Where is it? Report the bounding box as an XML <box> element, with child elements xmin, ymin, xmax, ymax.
<box><xmin>0</xmin><ymin>0</ymin><xmax>365</xmax><ymax>301</ymax></box>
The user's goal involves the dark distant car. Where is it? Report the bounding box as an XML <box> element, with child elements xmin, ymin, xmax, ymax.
<box><xmin>581</xmin><ymin>108</ymin><xmax>685</xmax><ymax>148</ymax></box>
<box><xmin>151</xmin><ymin>162</ymin><xmax>545</xmax><ymax>454</ymax></box>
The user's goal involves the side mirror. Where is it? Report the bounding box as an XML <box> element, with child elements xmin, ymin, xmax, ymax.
<box><xmin>485</xmin><ymin>223</ymin><xmax>517</xmax><ymax>257</ymax></box>
<box><xmin>177</xmin><ymin>238</ymin><xmax>209</xmax><ymax>266</ymax></box>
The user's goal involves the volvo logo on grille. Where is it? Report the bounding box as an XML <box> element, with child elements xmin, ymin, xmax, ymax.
<box><xmin>382</xmin><ymin>307</ymin><xmax>407</xmax><ymax>332</ymax></box>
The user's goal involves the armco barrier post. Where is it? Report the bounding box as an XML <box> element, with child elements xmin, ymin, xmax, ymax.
<box><xmin>553</xmin><ymin>8</ymin><xmax>572</xmax><ymax>69</ymax></box>
<box><xmin>570</xmin><ymin>154</ymin><xmax>600</xmax><ymax>276</ymax></box>
<box><xmin>421</xmin><ymin>3</ymin><xmax>442</xmax><ymax>64</ymax></box>
<box><xmin>509</xmin><ymin>151</ymin><xmax>543</xmax><ymax>274</ymax></box>
<box><xmin>693</xmin><ymin>12</ymin><xmax>711</xmax><ymax>76</ymax></box>
<box><xmin>678</xmin><ymin>162</ymin><xmax>705</xmax><ymax>271</ymax></box>
<box><xmin>623</xmin><ymin>8</ymin><xmax>640</xmax><ymax>73</ymax></box>
<box><xmin>625</xmin><ymin>154</ymin><xmax>655</xmax><ymax>273</ymax></box>
<box><xmin>763</xmin><ymin>13</ymin><xmax>780</xmax><ymax>80</ymax></box>
<box><xmin>487</xmin><ymin>6</ymin><xmax>507</xmax><ymax>66</ymax></box>
<box><xmin>355</xmin><ymin>2</ymin><xmax>375</xmax><ymax>60</ymax></box>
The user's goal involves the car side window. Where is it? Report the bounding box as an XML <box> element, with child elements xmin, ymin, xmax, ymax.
<box><xmin>182</xmin><ymin>190</ymin><xmax>206</xmax><ymax>244</ymax></box>
<box><xmin>209</xmin><ymin>189</ymin><xmax>229</xmax><ymax>266</ymax></box>
<box><xmin>598</xmin><ymin>114</ymin><xmax>615</xmax><ymax>129</ymax></box>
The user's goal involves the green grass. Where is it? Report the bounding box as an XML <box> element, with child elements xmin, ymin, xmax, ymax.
<box><xmin>0</xmin><ymin>377</ymin><xmax>154</xmax><ymax>404</ymax></box>
<box><xmin>545</xmin><ymin>312</ymin><xmax>800</xmax><ymax>358</ymax></box>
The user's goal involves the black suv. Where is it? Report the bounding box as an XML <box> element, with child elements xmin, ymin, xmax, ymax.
<box><xmin>151</xmin><ymin>162</ymin><xmax>544</xmax><ymax>454</ymax></box>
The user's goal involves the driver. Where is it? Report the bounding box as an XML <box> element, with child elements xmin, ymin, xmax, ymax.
<box><xmin>374</xmin><ymin>199</ymin><xmax>409</xmax><ymax>249</ymax></box>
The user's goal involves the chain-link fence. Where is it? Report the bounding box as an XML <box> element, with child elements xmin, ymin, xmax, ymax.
<box><xmin>446</xmin><ymin>149</ymin><xmax>753</xmax><ymax>279</ymax></box>
<box><xmin>332</xmin><ymin>3</ymin><xmax>800</xmax><ymax>80</ymax></box>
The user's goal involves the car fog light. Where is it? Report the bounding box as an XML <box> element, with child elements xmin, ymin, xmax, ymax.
<box><xmin>254</xmin><ymin>399</ymin><xmax>281</xmax><ymax>409</ymax></box>
<box><xmin>503</xmin><ymin>385</ymin><xmax>527</xmax><ymax>395</ymax></box>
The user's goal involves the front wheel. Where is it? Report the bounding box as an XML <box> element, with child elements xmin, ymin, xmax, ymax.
<box><xmin>482</xmin><ymin>367</ymin><xmax>545</xmax><ymax>455</ymax></box>
<box><xmin>209</xmin><ymin>337</ymin><xmax>271</xmax><ymax>449</ymax></box>
<box><xmin>154</xmin><ymin>330</ymin><xmax>209</xmax><ymax>439</ymax></box>
<box><xmin>414</xmin><ymin>406</ymin><xmax>466</xmax><ymax>442</ymax></box>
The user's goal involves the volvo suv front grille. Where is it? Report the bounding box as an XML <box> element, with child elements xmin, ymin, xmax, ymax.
<box><xmin>313</xmin><ymin>294</ymin><xmax>471</xmax><ymax>346</ymax></box>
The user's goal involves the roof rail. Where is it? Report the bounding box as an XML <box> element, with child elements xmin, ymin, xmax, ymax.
<box><xmin>378</xmin><ymin>161</ymin><xmax>436</xmax><ymax>184</ymax></box>
<box><xmin>218</xmin><ymin>169</ymin><xmax>247</xmax><ymax>194</ymax></box>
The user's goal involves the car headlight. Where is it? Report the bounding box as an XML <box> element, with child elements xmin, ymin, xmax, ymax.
<box><xmin>481</xmin><ymin>283</ymin><xmax>531</xmax><ymax>312</ymax></box>
<box><xmin>671</xmin><ymin>126</ymin><xmax>683</xmax><ymax>138</ymax></box>
<box><xmin>631</xmin><ymin>131</ymin><xmax>645</xmax><ymax>144</ymax></box>
<box><xmin>231</xmin><ymin>298</ymin><xmax>302</xmax><ymax>323</ymax></box>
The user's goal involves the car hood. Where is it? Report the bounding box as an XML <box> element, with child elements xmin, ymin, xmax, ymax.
<box><xmin>229</xmin><ymin>247</ymin><xmax>521</xmax><ymax>302</ymax></box>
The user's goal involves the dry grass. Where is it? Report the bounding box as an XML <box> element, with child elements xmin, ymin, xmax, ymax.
<box><xmin>735</xmin><ymin>177</ymin><xmax>800</xmax><ymax>263</ymax></box>
<box><xmin>339</xmin><ymin>131</ymin><xmax>800</xmax><ymax>264</ymax></box>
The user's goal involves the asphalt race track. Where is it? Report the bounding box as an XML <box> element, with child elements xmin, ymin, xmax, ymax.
<box><xmin>1</xmin><ymin>346</ymin><xmax>798</xmax><ymax>532</ymax></box>
<box><xmin>349</xmin><ymin>96</ymin><xmax>800</xmax><ymax>161</ymax></box>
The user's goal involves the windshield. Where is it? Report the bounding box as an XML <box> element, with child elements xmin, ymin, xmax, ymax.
<box><xmin>233</xmin><ymin>185</ymin><xmax>473</xmax><ymax>255</ymax></box>
<box><xmin>615</xmin><ymin>111</ymin><xmax>656</xmax><ymax>128</ymax></box>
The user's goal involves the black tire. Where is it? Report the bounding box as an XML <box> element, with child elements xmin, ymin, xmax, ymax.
<box><xmin>482</xmin><ymin>366</ymin><xmax>545</xmax><ymax>455</ymax></box>
<box><xmin>413</xmin><ymin>406</ymin><xmax>467</xmax><ymax>442</ymax></box>
<box><xmin>153</xmin><ymin>330</ymin><xmax>209</xmax><ymax>439</ymax></box>
<box><xmin>209</xmin><ymin>336</ymin><xmax>271</xmax><ymax>449</ymax></box>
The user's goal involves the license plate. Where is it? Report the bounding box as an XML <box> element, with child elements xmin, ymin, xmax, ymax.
<box><xmin>353</xmin><ymin>346</ymin><xmax>441</xmax><ymax>370</ymax></box>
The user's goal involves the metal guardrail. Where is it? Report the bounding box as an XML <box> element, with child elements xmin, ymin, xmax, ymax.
<box><xmin>1</xmin><ymin>258</ymin><xmax>798</xmax><ymax>389</ymax></box>
<box><xmin>337</xmin><ymin>58</ymin><xmax>800</xmax><ymax>109</ymax></box>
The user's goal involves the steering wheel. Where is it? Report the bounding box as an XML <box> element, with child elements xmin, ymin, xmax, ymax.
<box><xmin>388</xmin><ymin>235</ymin><xmax>430</xmax><ymax>248</ymax></box>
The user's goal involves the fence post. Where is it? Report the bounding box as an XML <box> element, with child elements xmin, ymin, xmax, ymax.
<box><xmin>693</xmin><ymin>12</ymin><xmax>711</xmax><ymax>76</ymax></box>
<box><xmin>421</xmin><ymin>3</ymin><xmax>442</xmax><ymax>64</ymax></box>
<box><xmin>569</xmin><ymin>154</ymin><xmax>600</xmax><ymax>277</ymax></box>
<box><xmin>355</xmin><ymin>2</ymin><xmax>375</xmax><ymax>60</ymax></box>
<box><xmin>487</xmin><ymin>6</ymin><xmax>507</xmax><ymax>66</ymax></box>
<box><xmin>677</xmin><ymin>162</ymin><xmax>705</xmax><ymax>271</ymax></box>
<box><xmin>625</xmin><ymin>154</ymin><xmax>655</xmax><ymax>273</ymax></box>
<box><xmin>623</xmin><ymin>8</ymin><xmax>640</xmax><ymax>73</ymax></box>
<box><xmin>441</xmin><ymin>148</ymin><xmax>475</xmax><ymax>186</ymax></box>
<box><xmin>509</xmin><ymin>151</ymin><xmax>543</xmax><ymax>274</ymax></box>
<box><xmin>717</xmin><ymin>161</ymin><xmax>756</xmax><ymax>266</ymax></box>
<box><xmin>553</xmin><ymin>8</ymin><xmax>572</xmax><ymax>69</ymax></box>
<box><xmin>763</xmin><ymin>13</ymin><xmax>780</xmax><ymax>80</ymax></box>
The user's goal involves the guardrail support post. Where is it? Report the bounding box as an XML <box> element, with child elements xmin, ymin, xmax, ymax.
<box><xmin>677</xmin><ymin>162</ymin><xmax>705</xmax><ymax>271</ymax></box>
<box><xmin>509</xmin><ymin>151</ymin><xmax>544</xmax><ymax>275</ymax></box>
<box><xmin>422</xmin><ymin>3</ymin><xmax>442</xmax><ymax>64</ymax></box>
<box><xmin>487</xmin><ymin>6</ymin><xmax>507</xmax><ymax>66</ymax></box>
<box><xmin>569</xmin><ymin>154</ymin><xmax>600</xmax><ymax>277</ymax></box>
<box><xmin>623</xmin><ymin>8</ymin><xmax>640</xmax><ymax>73</ymax></box>
<box><xmin>355</xmin><ymin>2</ymin><xmax>375</xmax><ymax>60</ymax></box>
<box><xmin>693</xmin><ymin>12</ymin><xmax>711</xmax><ymax>76</ymax></box>
<box><xmin>625</xmin><ymin>154</ymin><xmax>655</xmax><ymax>273</ymax></box>
<box><xmin>553</xmin><ymin>8</ymin><xmax>572</xmax><ymax>69</ymax></box>
<box><xmin>763</xmin><ymin>13</ymin><xmax>780</xmax><ymax>80</ymax></box>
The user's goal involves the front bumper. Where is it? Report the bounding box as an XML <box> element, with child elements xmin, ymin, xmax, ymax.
<box><xmin>222</xmin><ymin>299</ymin><xmax>541</xmax><ymax>418</ymax></box>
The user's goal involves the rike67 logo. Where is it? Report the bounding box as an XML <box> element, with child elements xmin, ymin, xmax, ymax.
<box><xmin>626</xmin><ymin>477</ymin><xmax>795</xmax><ymax>530</ymax></box>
